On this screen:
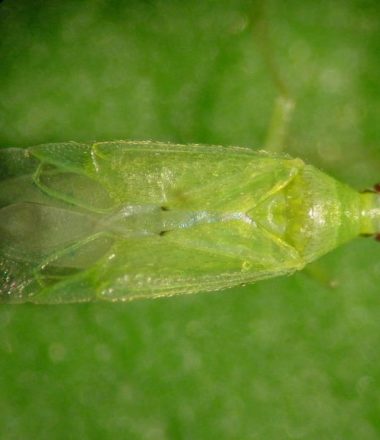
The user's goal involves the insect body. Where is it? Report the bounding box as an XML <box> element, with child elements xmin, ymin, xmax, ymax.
<box><xmin>0</xmin><ymin>141</ymin><xmax>378</xmax><ymax>304</ymax></box>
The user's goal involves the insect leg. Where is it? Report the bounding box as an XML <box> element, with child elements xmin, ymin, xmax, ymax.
<box><xmin>249</xmin><ymin>4</ymin><xmax>294</xmax><ymax>153</ymax></box>
<box><xmin>301</xmin><ymin>262</ymin><xmax>339</xmax><ymax>289</ymax></box>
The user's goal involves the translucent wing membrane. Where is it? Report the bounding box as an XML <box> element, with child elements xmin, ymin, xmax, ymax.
<box><xmin>0</xmin><ymin>141</ymin><xmax>305</xmax><ymax>303</ymax></box>
<box><xmin>91</xmin><ymin>220</ymin><xmax>303</xmax><ymax>302</ymax></box>
<box><xmin>30</xmin><ymin>142</ymin><xmax>95</xmax><ymax>175</ymax></box>
<box><xmin>91</xmin><ymin>141</ymin><xmax>299</xmax><ymax>210</ymax></box>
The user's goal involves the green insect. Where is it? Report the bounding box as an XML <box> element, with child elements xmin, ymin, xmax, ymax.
<box><xmin>1</xmin><ymin>140</ymin><xmax>379</xmax><ymax>304</ymax></box>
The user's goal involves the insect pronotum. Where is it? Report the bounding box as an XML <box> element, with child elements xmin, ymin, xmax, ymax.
<box><xmin>1</xmin><ymin>140</ymin><xmax>379</xmax><ymax>303</ymax></box>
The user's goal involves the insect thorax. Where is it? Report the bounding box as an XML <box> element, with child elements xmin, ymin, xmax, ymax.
<box><xmin>283</xmin><ymin>165</ymin><xmax>361</xmax><ymax>263</ymax></box>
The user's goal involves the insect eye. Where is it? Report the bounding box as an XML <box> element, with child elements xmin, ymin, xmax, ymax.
<box><xmin>374</xmin><ymin>183</ymin><xmax>380</xmax><ymax>193</ymax></box>
<box><xmin>375</xmin><ymin>233</ymin><xmax>380</xmax><ymax>242</ymax></box>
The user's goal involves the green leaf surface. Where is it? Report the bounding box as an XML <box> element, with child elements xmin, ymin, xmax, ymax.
<box><xmin>1</xmin><ymin>0</ymin><xmax>380</xmax><ymax>438</ymax></box>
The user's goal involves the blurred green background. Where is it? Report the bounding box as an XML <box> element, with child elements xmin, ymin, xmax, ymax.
<box><xmin>1</xmin><ymin>0</ymin><xmax>380</xmax><ymax>438</ymax></box>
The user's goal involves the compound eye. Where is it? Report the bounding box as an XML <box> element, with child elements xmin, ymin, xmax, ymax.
<box><xmin>375</xmin><ymin>233</ymin><xmax>380</xmax><ymax>242</ymax></box>
<box><xmin>374</xmin><ymin>183</ymin><xmax>380</xmax><ymax>193</ymax></box>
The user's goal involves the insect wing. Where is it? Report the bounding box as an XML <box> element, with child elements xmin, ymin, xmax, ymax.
<box><xmin>91</xmin><ymin>141</ymin><xmax>301</xmax><ymax>210</ymax></box>
<box><xmin>88</xmin><ymin>218</ymin><xmax>303</xmax><ymax>302</ymax></box>
<box><xmin>1</xmin><ymin>142</ymin><xmax>304</xmax><ymax>303</ymax></box>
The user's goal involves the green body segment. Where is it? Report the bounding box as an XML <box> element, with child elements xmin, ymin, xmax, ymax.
<box><xmin>0</xmin><ymin>141</ymin><xmax>366</xmax><ymax>303</ymax></box>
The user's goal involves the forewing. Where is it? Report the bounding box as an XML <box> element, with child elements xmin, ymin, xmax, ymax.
<box><xmin>31</xmin><ymin>219</ymin><xmax>303</xmax><ymax>303</ymax></box>
<box><xmin>91</xmin><ymin>141</ymin><xmax>302</xmax><ymax>211</ymax></box>
<box><xmin>28</xmin><ymin>141</ymin><xmax>302</xmax><ymax>213</ymax></box>
<box><xmin>102</xmin><ymin>219</ymin><xmax>302</xmax><ymax>301</ymax></box>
